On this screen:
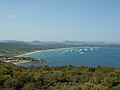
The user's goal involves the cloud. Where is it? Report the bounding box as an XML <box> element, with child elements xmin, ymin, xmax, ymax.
<box><xmin>8</xmin><ymin>13</ymin><xmax>24</xmax><ymax>18</ymax></box>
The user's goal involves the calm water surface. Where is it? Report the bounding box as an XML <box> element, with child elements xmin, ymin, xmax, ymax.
<box><xmin>19</xmin><ymin>47</ymin><xmax>120</xmax><ymax>67</ymax></box>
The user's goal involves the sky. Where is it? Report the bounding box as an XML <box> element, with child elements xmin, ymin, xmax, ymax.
<box><xmin>0</xmin><ymin>0</ymin><xmax>120</xmax><ymax>41</ymax></box>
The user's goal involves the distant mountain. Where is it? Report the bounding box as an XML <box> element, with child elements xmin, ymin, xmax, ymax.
<box><xmin>0</xmin><ymin>40</ymin><xmax>120</xmax><ymax>46</ymax></box>
<box><xmin>62</xmin><ymin>40</ymin><xmax>108</xmax><ymax>45</ymax></box>
<box><xmin>29</xmin><ymin>40</ymin><xmax>43</xmax><ymax>45</ymax></box>
<box><xmin>63</xmin><ymin>40</ymin><xmax>87</xmax><ymax>45</ymax></box>
<box><xmin>0</xmin><ymin>40</ymin><xmax>25</xmax><ymax>43</ymax></box>
<box><xmin>29</xmin><ymin>40</ymin><xmax>60</xmax><ymax>45</ymax></box>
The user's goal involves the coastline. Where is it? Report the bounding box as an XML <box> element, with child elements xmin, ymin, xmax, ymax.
<box><xmin>13</xmin><ymin>60</ymin><xmax>31</xmax><ymax>65</ymax></box>
<box><xmin>15</xmin><ymin>50</ymin><xmax>45</xmax><ymax>57</ymax></box>
<box><xmin>13</xmin><ymin>47</ymin><xmax>94</xmax><ymax>66</ymax></box>
<box><xmin>15</xmin><ymin>48</ymin><xmax>70</xmax><ymax>57</ymax></box>
<box><xmin>15</xmin><ymin>47</ymin><xmax>93</xmax><ymax>57</ymax></box>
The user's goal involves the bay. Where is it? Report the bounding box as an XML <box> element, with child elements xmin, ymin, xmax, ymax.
<box><xmin>19</xmin><ymin>47</ymin><xmax>120</xmax><ymax>67</ymax></box>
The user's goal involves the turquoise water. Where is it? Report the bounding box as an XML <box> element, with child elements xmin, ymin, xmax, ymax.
<box><xmin>19</xmin><ymin>47</ymin><xmax>120</xmax><ymax>67</ymax></box>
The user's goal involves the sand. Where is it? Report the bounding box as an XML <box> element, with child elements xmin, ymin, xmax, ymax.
<box><xmin>15</xmin><ymin>50</ymin><xmax>45</xmax><ymax>57</ymax></box>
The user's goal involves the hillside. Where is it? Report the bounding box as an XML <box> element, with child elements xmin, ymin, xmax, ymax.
<box><xmin>0</xmin><ymin>40</ymin><xmax>120</xmax><ymax>57</ymax></box>
<box><xmin>0</xmin><ymin>61</ymin><xmax>120</xmax><ymax>90</ymax></box>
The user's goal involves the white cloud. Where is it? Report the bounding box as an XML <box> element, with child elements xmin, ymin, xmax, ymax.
<box><xmin>8</xmin><ymin>13</ymin><xmax>24</xmax><ymax>18</ymax></box>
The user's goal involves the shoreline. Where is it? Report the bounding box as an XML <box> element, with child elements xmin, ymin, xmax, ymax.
<box><xmin>15</xmin><ymin>46</ymin><xmax>96</xmax><ymax>57</ymax></box>
<box><xmin>16</xmin><ymin>50</ymin><xmax>45</xmax><ymax>57</ymax></box>
<box><xmin>15</xmin><ymin>47</ymin><xmax>75</xmax><ymax>57</ymax></box>
<box><xmin>13</xmin><ymin>60</ymin><xmax>31</xmax><ymax>65</ymax></box>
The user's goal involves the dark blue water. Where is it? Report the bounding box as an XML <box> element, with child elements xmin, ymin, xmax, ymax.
<box><xmin>19</xmin><ymin>47</ymin><xmax>120</xmax><ymax>67</ymax></box>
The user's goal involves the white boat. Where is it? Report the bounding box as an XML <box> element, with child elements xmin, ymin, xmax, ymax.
<box><xmin>90</xmin><ymin>48</ymin><xmax>93</xmax><ymax>50</ymax></box>
<box><xmin>80</xmin><ymin>52</ymin><xmax>84</xmax><ymax>54</ymax></box>
<box><xmin>84</xmin><ymin>49</ymin><xmax>87</xmax><ymax>51</ymax></box>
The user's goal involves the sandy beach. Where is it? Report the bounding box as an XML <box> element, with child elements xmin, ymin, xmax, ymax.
<box><xmin>16</xmin><ymin>47</ymin><xmax>82</xmax><ymax>57</ymax></box>
<box><xmin>16</xmin><ymin>50</ymin><xmax>45</xmax><ymax>57</ymax></box>
<box><xmin>13</xmin><ymin>60</ymin><xmax>31</xmax><ymax>65</ymax></box>
<box><xmin>15</xmin><ymin>49</ymin><xmax>61</xmax><ymax>57</ymax></box>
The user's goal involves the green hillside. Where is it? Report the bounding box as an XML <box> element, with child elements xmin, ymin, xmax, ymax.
<box><xmin>0</xmin><ymin>61</ymin><xmax>120</xmax><ymax>90</ymax></box>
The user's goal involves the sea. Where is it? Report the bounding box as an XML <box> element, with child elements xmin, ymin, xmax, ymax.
<box><xmin>19</xmin><ymin>47</ymin><xmax>120</xmax><ymax>67</ymax></box>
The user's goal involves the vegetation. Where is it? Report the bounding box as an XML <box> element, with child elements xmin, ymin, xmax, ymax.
<box><xmin>0</xmin><ymin>61</ymin><xmax>120</xmax><ymax>90</ymax></box>
<box><xmin>0</xmin><ymin>42</ymin><xmax>69</xmax><ymax>57</ymax></box>
<box><xmin>0</xmin><ymin>42</ymin><xmax>120</xmax><ymax>57</ymax></box>
<box><xmin>0</xmin><ymin>56</ymin><xmax>45</xmax><ymax>65</ymax></box>
<box><xmin>0</xmin><ymin>41</ymin><xmax>120</xmax><ymax>90</ymax></box>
